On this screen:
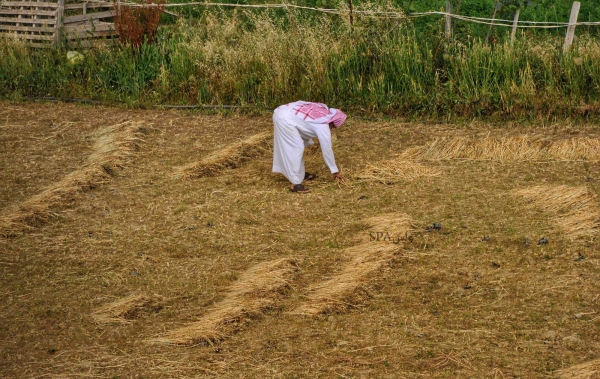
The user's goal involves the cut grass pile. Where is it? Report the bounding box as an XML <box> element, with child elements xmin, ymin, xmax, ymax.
<box><xmin>401</xmin><ymin>136</ymin><xmax>600</xmax><ymax>162</ymax></box>
<box><xmin>176</xmin><ymin>131</ymin><xmax>271</xmax><ymax>180</ymax></box>
<box><xmin>556</xmin><ymin>358</ymin><xmax>600</xmax><ymax>379</ymax></box>
<box><xmin>0</xmin><ymin>120</ymin><xmax>145</xmax><ymax>237</ymax></box>
<box><xmin>294</xmin><ymin>214</ymin><xmax>414</xmax><ymax>315</ymax></box>
<box><xmin>92</xmin><ymin>293</ymin><xmax>164</xmax><ymax>324</ymax></box>
<box><xmin>151</xmin><ymin>258</ymin><xmax>299</xmax><ymax>345</ymax></box>
<box><xmin>356</xmin><ymin>159</ymin><xmax>442</xmax><ymax>184</ymax></box>
<box><xmin>292</xmin><ymin>243</ymin><xmax>399</xmax><ymax>315</ymax></box>
<box><xmin>513</xmin><ymin>185</ymin><xmax>600</xmax><ymax>239</ymax></box>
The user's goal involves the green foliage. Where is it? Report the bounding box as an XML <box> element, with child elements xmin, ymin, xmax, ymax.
<box><xmin>1</xmin><ymin>7</ymin><xmax>600</xmax><ymax>118</ymax></box>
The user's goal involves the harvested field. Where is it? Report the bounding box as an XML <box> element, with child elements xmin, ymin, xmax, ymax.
<box><xmin>92</xmin><ymin>293</ymin><xmax>164</xmax><ymax>324</ymax></box>
<box><xmin>513</xmin><ymin>185</ymin><xmax>600</xmax><ymax>240</ymax></box>
<box><xmin>1</xmin><ymin>102</ymin><xmax>600</xmax><ymax>379</ymax></box>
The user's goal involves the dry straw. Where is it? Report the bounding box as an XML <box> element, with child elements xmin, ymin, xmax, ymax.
<box><xmin>548</xmin><ymin>137</ymin><xmax>600</xmax><ymax>161</ymax></box>
<box><xmin>0</xmin><ymin>121</ymin><xmax>146</xmax><ymax>238</ymax></box>
<box><xmin>150</xmin><ymin>258</ymin><xmax>298</xmax><ymax>345</ymax></box>
<box><xmin>556</xmin><ymin>358</ymin><xmax>600</xmax><ymax>379</ymax></box>
<box><xmin>92</xmin><ymin>293</ymin><xmax>164</xmax><ymax>324</ymax></box>
<box><xmin>513</xmin><ymin>185</ymin><xmax>599</xmax><ymax>239</ymax></box>
<box><xmin>356</xmin><ymin>159</ymin><xmax>442</xmax><ymax>183</ymax></box>
<box><xmin>293</xmin><ymin>213</ymin><xmax>414</xmax><ymax>315</ymax></box>
<box><xmin>177</xmin><ymin>131</ymin><xmax>271</xmax><ymax>179</ymax></box>
<box><xmin>400</xmin><ymin>136</ymin><xmax>600</xmax><ymax>162</ymax></box>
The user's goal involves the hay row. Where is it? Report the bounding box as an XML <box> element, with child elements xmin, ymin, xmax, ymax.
<box><xmin>0</xmin><ymin>121</ymin><xmax>146</xmax><ymax>238</ymax></box>
<box><xmin>150</xmin><ymin>258</ymin><xmax>298</xmax><ymax>345</ymax></box>
<box><xmin>400</xmin><ymin>136</ymin><xmax>600</xmax><ymax>162</ymax></box>
<box><xmin>356</xmin><ymin>159</ymin><xmax>442</xmax><ymax>184</ymax></box>
<box><xmin>177</xmin><ymin>131</ymin><xmax>271</xmax><ymax>180</ymax></box>
<box><xmin>556</xmin><ymin>358</ymin><xmax>600</xmax><ymax>379</ymax></box>
<box><xmin>92</xmin><ymin>293</ymin><xmax>164</xmax><ymax>324</ymax></box>
<box><xmin>513</xmin><ymin>185</ymin><xmax>600</xmax><ymax>239</ymax></box>
<box><xmin>293</xmin><ymin>214</ymin><xmax>414</xmax><ymax>315</ymax></box>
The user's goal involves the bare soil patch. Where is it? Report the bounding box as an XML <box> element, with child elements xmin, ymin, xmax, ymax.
<box><xmin>1</xmin><ymin>101</ymin><xmax>599</xmax><ymax>378</ymax></box>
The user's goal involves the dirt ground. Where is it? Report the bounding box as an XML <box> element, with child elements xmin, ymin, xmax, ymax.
<box><xmin>1</xmin><ymin>101</ymin><xmax>599</xmax><ymax>378</ymax></box>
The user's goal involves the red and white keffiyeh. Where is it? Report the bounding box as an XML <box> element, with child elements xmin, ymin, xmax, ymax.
<box><xmin>289</xmin><ymin>101</ymin><xmax>347</xmax><ymax>128</ymax></box>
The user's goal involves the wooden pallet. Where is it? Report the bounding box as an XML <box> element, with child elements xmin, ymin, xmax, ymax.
<box><xmin>63</xmin><ymin>0</ymin><xmax>117</xmax><ymax>46</ymax></box>
<box><xmin>0</xmin><ymin>0</ymin><xmax>61</xmax><ymax>47</ymax></box>
<box><xmin>0</xmin><ymin>0</ymin><xmax>118</xmax><ymax>47</ymax></box>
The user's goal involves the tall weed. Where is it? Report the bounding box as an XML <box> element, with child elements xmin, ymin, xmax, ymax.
<box><xmin>1</xmin><ymin>7</ymin><xmax>599</xmax><ymax>118</ymax></box>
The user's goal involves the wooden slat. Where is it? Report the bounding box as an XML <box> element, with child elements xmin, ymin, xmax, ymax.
<box><xmin>1</xmin><ymin>1</ymin><xmax>59</xmax><ymax>8</ymax></box>
<box><xmin>85</xmin><ymin>1</ymin><xmax>117</xmax><ymax>5</ymax></box>
<box><xmin>63</xmin><ymin>2</ymin><xmax>113</xmax><ymax>10</ymax></box>
<box><xmin>0</xmin><ymin>24</ymin><xmax>54</xmax><ymax>32</ymax></box>
<box><xmin>62</xmin><ymin>19</ymin><xmax>87</xmax><ymax>26</ymax></box>
<box><xmin>53</xmin><ymin>0</ymin><xmax>63</xmax><ymax>45</ymax></box>
<box><xmin>65</xmin><ymin>29</ymin><xmax>116</xmax><ymax>39</ymax></box>
<box><xmin>64</xmin><ymin>19</ymin><xmax>118</xmax><ymax>28</ymax></box>
<box><xmin>1</xmin><ymin>32</ymin><xmax>54</xmax><ymax>40</ymax></box>
<box><xmin>0</xmin><ymin>16</ymin><xmax>56</xmax><ymax>24</ymax></box>
<box><xmin>65</xmin><ymin>22</ymin><xmax>114</xmax><ymax>32</ymax></box>
<box><xmin>63</xmin><ymin>10</ymin><xmax>115</xmax><ymax>23</ymax></box>
<box><xmin>0</xmin><ymin>8</ymin><xmax>57</xmax><ymax>15</ymax></box>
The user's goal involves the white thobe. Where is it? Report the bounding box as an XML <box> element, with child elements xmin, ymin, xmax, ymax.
<box><xmin>272</xmin><ymin>103</ymin><xmax>339</xmax><ymax>185</ymax></box>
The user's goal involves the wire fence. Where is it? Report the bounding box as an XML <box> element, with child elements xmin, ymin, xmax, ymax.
<box><xmin>113</xmin><ymin>1</ymin><xmax>600</xmax><ymax>29</ymax></box>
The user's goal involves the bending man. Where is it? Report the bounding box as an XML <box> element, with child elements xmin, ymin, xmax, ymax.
<box><xmin>272</xmin><ymin>101</ymin><xmax>347</xmax><ymax>194</ymax></box>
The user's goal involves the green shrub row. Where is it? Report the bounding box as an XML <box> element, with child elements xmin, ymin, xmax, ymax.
<box><xmin>1</xmin><ymin>9</ymin><xmax>599</xmax><ymax>118</ymax></box>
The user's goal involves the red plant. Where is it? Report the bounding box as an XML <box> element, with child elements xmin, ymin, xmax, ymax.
<box><xmin>114</xmin><ymin>0</ymin><xmax>165</xmax><ymax>48</ymax></box>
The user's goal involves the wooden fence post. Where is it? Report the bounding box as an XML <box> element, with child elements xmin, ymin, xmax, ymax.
<box><xmin>563</xmin><ymin>1</ymin><xmax>580</xmax><ymax>51</ymax></box>
<box><xmin>53</xmin><ymin>0</ymin><xmax>64</xmax><ymax>46</ymax></box>
<box><xmin>510</xmin><ymin>7</ymin><xmax>520</xmax><ymax>46</ymax></box>
<box><xmin>485</xmin><ymin>0</ymin><xmax>501</xmax><ymax>44</ymax></box>
<box><xmin>347</xmin><ymin>0</ymin><xmax>354</xmax><ymax>34</ymax></box>
<box><xmin>445</xmin><ymin>0</ymin><xmax>452</xmax><ymax>40</ymax></box>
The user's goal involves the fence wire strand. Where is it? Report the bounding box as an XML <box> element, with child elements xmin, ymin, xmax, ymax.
<box><xmin>111</xmin><ymin>1</ymin><xmax>600</xmax><ymax>29</ymax></box>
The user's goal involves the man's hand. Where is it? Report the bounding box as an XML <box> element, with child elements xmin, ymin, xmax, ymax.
<box><xmin>333</xmin><ymin>172</ymin><xmax>346</xmax><ymax>182</ymax></box>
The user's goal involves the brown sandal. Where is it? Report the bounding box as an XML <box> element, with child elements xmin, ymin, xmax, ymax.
<box><xmin>290</xmin><ymin>184</ymin><xmax>311</xmax><ymax>194</ymax></box>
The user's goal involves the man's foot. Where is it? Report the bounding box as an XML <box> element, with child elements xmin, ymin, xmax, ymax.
<box><xmin>304</xmin><ymin>172</ymin><xmax>318</xmax><ymax>181</ymax></box>
<box><xmin>290</xmin><ymin>184</ymin><xmax>311</xmax><ymax>194</ymax></box>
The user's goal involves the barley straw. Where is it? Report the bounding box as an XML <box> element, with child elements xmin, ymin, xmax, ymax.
<box><xmin>356</xmin><ymin>159</ymin><xmax>442</xmax><ymax>183</ymax></box>
<box><xmin>150</xmin><ymin>258</ymin><xmax>298</xmax><ymax>345</ymax></box>
<box><xmin>556</xmin><ymin>358</ymin><xmax>600</xmax><ymax>379</ymax></box>
<box><xmin>176</xmin><ymin>131</ymin><xmax>271</xmax><ymax>180</ymax></box>
<box><xmin>400</xmin><ymin>136</ymin><xmax>600</xmax><ymax>162</ymax></box>
<box><xmin>92</xmin><ymin>293</ymin><xmax>164</xmax><ymax>324</ymax></box>
<box><xmin>0</xmin><ymin>121</ymin><xmax>146</xmax><ymax>238</ymax></box>
<box><xmin>513</xmin><ymin>185</ymin><xmax>599</xmax><ymax>239</ymax></box>
<box><xmin>293</xmin><ymin>213</ymin><xmax>414</xmax><ymax>315</ymax></box>
<box><xmin>548</xmin><ymin>137</ymin><xmax>600</xmax><ymax>161</ymax></box>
